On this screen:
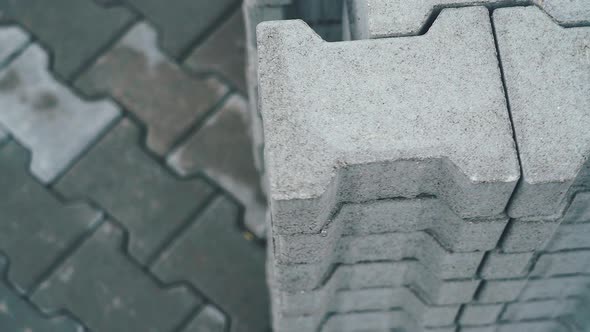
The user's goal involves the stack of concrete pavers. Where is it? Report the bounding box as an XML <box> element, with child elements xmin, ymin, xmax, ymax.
<box><xmin>251</xmin><ymin>0</ymin><xmax>590</xmax><ymax>331</ymax></box>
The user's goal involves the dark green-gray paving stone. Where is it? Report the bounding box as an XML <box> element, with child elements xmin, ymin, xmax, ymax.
<box><xmin>55</xmin><ymin>118</ymin><xmax>215</xmax><ymax>264</ymax></box>
<box><xmin>153</xmin><ymin>195</ymin><xmax>270</xmax><ymax>332</ymax></box>
<box><xmin>31</xmin><ymin>222</ymin><xmax>200</xmax><ymax>332</ymax></box>
<box><xmin>0</xmin><ymin>140</ymin><xmax>101</xmax><ymax>292</ymax></box>
<box><xmin>0</xmin><ymin>260</ymin><xmax>81</xmax><ymax>332</ymax></box>
<box><xmin>0</xmin><ymin>0</ymin><xmax>135</xmax><ymax>80</ymax></box>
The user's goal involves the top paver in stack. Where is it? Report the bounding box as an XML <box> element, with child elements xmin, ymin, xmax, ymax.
<box><xmin>248</xmin><ymin>0</ymin><xmax>590</xmax><ymax>331</ymax></box>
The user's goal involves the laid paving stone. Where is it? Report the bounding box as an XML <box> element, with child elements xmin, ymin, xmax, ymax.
<box><xmin>345</xmin><ymin>0</ymin><xmax>589</xmax><ymax>40</ymax></box>
<box><xmin>152</xmin><ymin>195</ymin><xmax>269</xmax><ymax>332</ymax></box>
<box><xmin>0</xmin><ymin>141</ymin><xmax>101</xmax><ymax>292</ymax></box>
<box><xmin>501</xmin><ymin>298</ymin><xmax>578</xmax><ymax>322</ymax></box>
<box><xmin>530</xmin><ymin>250</ymin><xmax>590</xmax><ymax>277</ymax></box>
<box><xmin>478</xmin><ymin>251</ymin><xmax>534</xmax><ymax>279</ymax></box>
<box><xmin>0</xmin><ymin>43</ymin><xmax>120</xmax><ymax>183</ymax></box>
<box><xmin>476</xmin><ymin>279</ymin><xmax>527</xmax><ymax>303</ymax></box>
<box><xmin>184</xmin><ymin>9</ymin><xmax>247</xmax><ymax>93</ymax></box>
<box><xmin>55</xmin><ymin>119</ymin><xmax>215</xmax><ymax>264</ymax></box>
<box><xmin>183</xmin><ymin>305</ymin><xmax>227</xmax><ymax>332</ymax></box>
<box><xmin>258</xmin><ymin>7</ymin><xmax>519</xmax><ymax>236</ymax></box>
<box><xmin>460</xmin><ymin>303</ymin><xmax>503</xmax><ymax>325</ymax></box>
<box><xmin>75</xmin><ymin>22</ymin><xmax>229</xmax><ymax>156</ymax></box>
<box><xmin>31</xmin><ymin>221</ymin><xmax>200</xmax><ymax>332</ymax></box>
<box><xmin>0</xmin><ymin>259</ymin><xmax>82</xmax><ymax>332</ymax></box>
<box><xmin>0</xmin><ymin>26</ymin><xmax>29</xmax><ymax>64</ymax></box>
<box><xmin>167</xmin><ymin>94</ymin><xmax>267</xmax><ymax>237</ymax></box>
<box><xmin>120</xmin><ymin>0</ymin><xmax>238</xmax><ymax>58</ymax></box>
<box><xmin>0</xmin><ymin>0</ymin><xmax>135</xmax><ymax>80</ymax></box>
<box><xmin>494</xmin><ymin>6</ymin><xmax>590</xmax><ymax>219</ymax></box>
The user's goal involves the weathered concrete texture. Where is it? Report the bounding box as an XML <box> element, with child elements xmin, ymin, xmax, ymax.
<box><xmin>152</xmin><ymin>195</ymin><xmax>270</xmax><ymax>332</ymax></box>
<box><xmin>346</xmin><ymin>0</ymin><xmax>589</xmax><ymax>40</ymax></box>
<box><xmin>494</xmin><ymin>6</ymin><xmax>590</xmax><ymax>219</ymax></box>
<box><xmin>55</xmin><ymin>119</ymin><xmax>215</xmax><ymax>264</ymax></box>
<box><xmin>258</xmin><ymin>7</ymin><xmax>519</xmax><ymax>236</ymax></box>
<box><xmin>121</xmin><ymin>0</ymin><xmax>238</xmax><ymax>58</ymax></box>
<box><xmin>184</xmin><ymin>9</ymin><xmax>247</xmax><ymax>93</ymax></box>
<box><xmin>0</xmin><ymin>43</ymin><xmax>120</xmax><ymax>183</ymax></box>
<box><xmin>0</xmin><ymin>141</ymin><xmax>101</xmax><ymax>292</ymax></box>
<box><xmin>75</xmin><ymin>22</ymin><xmax>229</xmax><ymax>156</ymax></box>
<box><xmin>0</xmin><ymin>26</ymin><xmax>29</xmax><ymax>64</ymax></box>
<box><xmin>0</xmin><ymin>259</ymin><xmax>82</xmax><ymax>332</ymax></box>
<box><xmin>183</xmin><ymin>305</ymin><xmax>227</xmax><ymax>332</ymax></box>
<box><xmin>0</xmin><ymin>0</ymin><xmax>135</xmax><ymax>80</ymax></box>
<box><xmin>31</xmin><ymin>221</ymin><xmax>200</xmax><ymax>332</ymax></box>
<box><xmin>167</xmin><ymin>94</ymin><xmax>267</xmax><ymax>237</ymax></box>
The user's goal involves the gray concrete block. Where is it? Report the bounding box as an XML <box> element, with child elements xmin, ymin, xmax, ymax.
<box><xmin>0</xmin><ymin>140</ymin><xmax>101</xmax><ymax>292</ymax></box>
<box><xmin>31</xmin><ymin>222</ymin><xmax>200</xmax><ymax>332</ymax></box>
<box><xmin>345</xmin><ymin>0</ymin><xmax>588</xmax><ymax>40</ymax></box>
<box><xmin>494</xmin><ymin>6</ymin><xmax>590</xmax><ymax>219</ymax></box>
<box><xmin>530</xmin><ymin>250</ymin><xmax>590</xmax><ymax>277</ymax></box>
<box><xmin>501</xmin><ymin>298</ymin><xmax>579</xmax><ymax>321</ymax></box>
<box><xmin>275</xmin><ymin>196</ymin><xmax>508</xmax><ymax>251</ymax></box>
<box><xmin>519</xmin><ymin>275</ymin><xmax>590</xmax><ymax>300</ymax></box>
<box><xmin>499</xmin><ymin>218</ymin><xmax>560</xmax><ymax>253</ymax></box>
<box><xmin>257</xmin><ymin>7</ymin><xmax>519</xmax><ymax>236</ymax></box>
<box><xmin>479</xmin><ymin>251</ymin><xmax>534</xmax><ymax>279</ymax></box>
<box><xmin>0</xmin><ymin>26</ymin><xmax>29</xmax><ymax>64</ymax></box>
<box><xmin>545</xmin><ymin>222</ymin><xmax>590</xmax><ymax>251</ymax></box>
<box><xmin>75</xmin><ymin>22</ymin><xmax>229</xmax><ymax>156</ymax></box>
<box><xmin>275</xmin><ymin>287</ymin><xmax>459</xmax><ymax>330</ymax></box>
<box><xmin>183</xmin><ymin>305</ymin><xmax>227</xmax><ymax>332</ymax></box>
<box><xmin>562</xmin><ymin>191</ymin><xmax>590</xmax><ymax>224</ymax></box>
<box><xmin>274</xmin><ymin>231</ymin><xmax>485</xmax><ymax>285</ymax></box>
<box><xmin>0</xmin><ymin>43</ymin><xmax>120</xmax><ymax>183</ymax></box>
<box><xmin>496</xmin><ymin>320</ymin><xmax>570</xmax><ymax>332</ymax></box>
<box><xmin>477</xmin><ymin>280</ymin><xmax>527</xmax><ymax>303</ymax></box>
<box><xmin>270</xmin><ymin>259</ymin><xmax>480</xmax><ymax>308</ymax></box>
<box><xmin>460</xmin><ymin>304</ymin><xmax>503</xmax><ymax>325</ymax></box>
<box><xmin>55</xmin><ymin>119</ymin><xmax>215</xmax><ymax>264</ymax></box>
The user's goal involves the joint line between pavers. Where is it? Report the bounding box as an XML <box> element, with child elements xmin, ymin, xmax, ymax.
<box><xmin>0</xmin><ymin>38</ymin><xmax>32</xmax><ymax>71</ymax></box>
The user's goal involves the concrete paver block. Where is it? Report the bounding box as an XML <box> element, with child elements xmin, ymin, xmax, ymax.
<box><xmin>460</xmin><ymin>304</ymin><xmax>503</xmax><ymax>325</ymax></box>
<box><xmin>183</xmin><ymin>305</ymin><xmax>228</xmax><ymax>332</ymax></box>
<box><xmin>501</xmin><ymin>298</ymin><xmax>579</xmax><ymax>321</ymax></box>
<box><xmin>530</xmin><ymin>250</ymin><xmax>590</xmax><ymax>277</ymax></box>
<box><xmin>0</xmin><ymin>141</ymin><xmax>101</xmax><ymax>292</ymax></box>
<box><xmin>520</xmin><ymin>275</ymin><xmax>590</xmax><ymax>300</ymax></box>
<box><xmin>31</xmin><ymin>221</ymin><xmax>200</xmax><ymax>332</ymax></box>
<box><xmin>494</xmin><ymin>6</ymin><xmax>590</xmax><ymax>218</ymax></box>
<box><xmin>346</xmin><ymin>0</ymin><xmax>589</xmax><ymax>40</ymax></box>
<box><xmin>544</xmin><ymin>221</ymin><xmax>590</xmax><ymax>251</ymax></box>
<box><xmin>258</xmin><ymin>7</ymin><xmax>519</xmax><ymax>235</ymax></box>
<box><xmin>496</xmin><ymin>320</ymin><xmax>570</xmax><ymax>332</ymax></box>
<box><xmin>0</xmin><ymin>0</ymin><xmax>135</xmax><ymax>80</ymax></box>
<box><xmin>0</xmin><ymin>258</ymin><xmax>82</xmax><ymax>331</ymax></box>
<box><xmin>55</xmin><ymin>119</ymin><xmax>214</xmax><ymax>264</ymax></box>
<box><xmin>0</xmin><ymin>43</ymin><xmax>120</xmax><ymax>183</ymax></box>
<box><xmin>0</xmin><ymin>26</ymin><xmax>29</xmax><ymax>64</ymax></box>
<box><xmin>562</xmin><ymin>191</ymin><xmax>590</xmax><ymax>224</ymax></box>
<box><xmin>152</xmin><ymin>195</ymin><xmax>270</xmax><ymax>332</ymax></box>
<box><xmin>75</xmin><ymin>22</ymin><xmax>228</xmax><ymax>156</ymax></box>
<box><xmin>478</xmin><ymin>251</ymin><xmax>534</xmax><ymax>279</ymax></box>
<box><xmin>476</xmin><ymin>279</ymin><xmax>527</xmax><ymax>303</ymax></box>
<box><xmin>167</xmin><ymin>94</ymin><xmax>267</xmax><ymax>238</ymax></box>
<box><xmin>499</xmin><ymin>218</ymin><xmax>560</xmax><ymax>253</ymax></box>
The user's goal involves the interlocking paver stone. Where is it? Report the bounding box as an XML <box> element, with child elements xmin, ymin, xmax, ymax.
<box><xmin>0</xmin><ymin>26</ymin><xmax>28</xmax><ymax>64</ymax></box>
<box><xmin>31</xmin><ymin>221</ymin><xmax>200</xmax><ymax>332</ymax></box>
<box><xmin>258</xmin><ymin>7</ymin><xmax>519</xmax><ymax>235</ymax></box>
<box><xmin>0</xmin><ymin>43</ymin><xmax>120</xmax><ymax>183</ymax></box>
<box><xmin>494</xmin><ymin>6</ymin><xmax>590</xmax><ymax>219</ymax></box>
<box><xmin>55</xmin><ymin>119</ymin><xmax>215</xmax><ymax>264</ymax></box>
<box><xmin>478</xmin><ymin>252</ymin><xmax>533</xmax><ymax>279</ymax></box>
<box><xmin>153</xmin><ymin>195</ymin><xmax>269</xmax><ymax>332</ymax></box>
<box><xmin>476</xmin><ymin>280</ymin><xmax>527</xmax><ymax>303</ymax></box>
<box><xmin>0</xmin><ymin>140</ymin><xmax>101</xmax><ymax>292</ymax></box>
<box><xmin>167</xmin><ymin>94</ymin><xmax>267</xmax><ymax>237</ymax></box>
<box><xmin>0</xmin><ymin>0</ymin><xmax>135</xmax><ymax>80</ymax></box>
<box><xmin>119</xmin><ymin>0</ymin><xmax>238</xmax><ymax>58</ymax></box>
<box><xmin>184</xmin><ymin>9</ymin><xmax>247</xmax><ymax>92</ymax></box>
<box><xmin>501</xmin><ymin>298</ymin><xmax>578</xmax><ymax>321</ymax></box>
<box><xmin>461</xmin><ymin>304</ymin><xmax>503</xmax><ymax>325</ymax></box>
<box><xmin>346</xmin><ymin>0</ymin><xmax>589</xmax><ymax>40</ymax></box>
<box><xmin>530</xmin><ymin>250</ymin><xmax>590</xmax><ymax>277</ymax></box>
<box><xmin>75</xmin><ymin>22</ymin><xmax>229</xmax><ymax>156</ymax></box>
<box><xmin>0</xmin><ymin>259</ymin><xmax>81</xmax><ymax>332</ymax></box>
<box><xmin>520</xmin><ymin>275</ymin><xmax>590</xmax><ymax>300</ymax></box>
<box><xmin>183</xmin><ymin>305</ymin><xmax>227</xmax><ymax>332</ymax></box>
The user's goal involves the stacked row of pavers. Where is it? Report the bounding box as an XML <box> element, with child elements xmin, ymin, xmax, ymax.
<box><xmin>245</xmin><ymin>0</ymin><xmax>590</xmax><ymax>331</ymax></box>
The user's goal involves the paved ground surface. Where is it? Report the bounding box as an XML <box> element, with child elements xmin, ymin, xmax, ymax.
<box><xmin>0</xmin><ymin>1</ymin><xmax>271</xmax><ymax>331</ymax></box>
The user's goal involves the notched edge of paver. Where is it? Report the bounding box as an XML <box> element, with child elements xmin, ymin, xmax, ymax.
<box><xmin>257</xmin><ymin>15</ymin><xmax>519</xmax><ymax>235</ymax></box>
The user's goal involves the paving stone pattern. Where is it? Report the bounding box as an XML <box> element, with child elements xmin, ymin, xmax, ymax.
<box><xmin>250</xmin><ymin>0</ymin><xmax>590</xmax><ymax>331</ymax></box>
<box><xmin>0</xmin><ymin>0</ymin><xmax>270</xmax><ymax>331</ymax></box>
